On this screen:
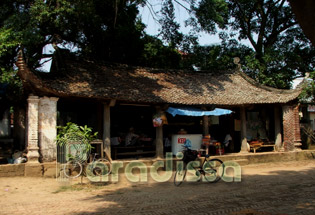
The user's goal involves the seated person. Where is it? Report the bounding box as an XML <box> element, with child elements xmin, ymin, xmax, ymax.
<box><xmin>223</xmin><ymin>134</ymin><xmax>232</xmax><ymax>148</ymax></box>
<box><xmin>178</xmin><ymin>128</ymin><xmax>187</xmax><ymax>134</ymax></box>
<box><xmin>125</xmin><ymin>127</ymin><xmax>139</xmax><ymax>146</ymax></box>
<box><xmin>164</xmin><ymin>135</ymin><xmax>171</xmax><ymax>153</ymax></box>
<box><xmin>223</xmin><ymin>134</ymin><xmax>233</xmax><ymax>152</ymax></box>
<box><xmin>110</xmin><ymin>137</ymin><xmax>121</xmax><ymax>146</ymax></box>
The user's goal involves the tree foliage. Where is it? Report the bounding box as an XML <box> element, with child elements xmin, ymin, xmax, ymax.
<box><xmin>299</xmin><ymin>71</ymin><xmax>315</xmax><ymax>102</ymax></box>
<box><xmin>189</xmin><ymin>41</ymin><xmax>253</xmax><ymax>71</ymax></box>
<box><xmin>159</xmin><ymin>0</ymin><xmax>183</xmax><ymax>48</ymax></box>
<box><xmin>0</xmin><ymin>0</ymin><xmax>186</xmax><ymax>70</ymax></box>
<box><xmin>1</xmin><ymin>0</ymin><xmax>144</xmax><ymax>67</ymax></box>
<box><xmin>189</xmin><ymin>0</ymin><xmax>315</xmax><ymax>89</ymax></box>
<box><xmin>1</xmin><ymin>0</ymin><xmax>315</xmax><ymax>103</ymax></box>
<box><xmin>0</xmin><ymin>0</ymin><xmax>187</xmax><ymax>103</ymax></box>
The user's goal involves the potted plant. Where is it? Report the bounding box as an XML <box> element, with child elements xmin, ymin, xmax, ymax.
<box><xmin>56</xmin><ymin>122</ymin><xmax>98</xmax><ymax>162</ymax></box>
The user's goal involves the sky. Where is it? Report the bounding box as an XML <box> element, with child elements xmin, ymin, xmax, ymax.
<box><xmin>139</xmin><ymin>1</ymin><xmax>221</xmax><ymax>46</ymax></box>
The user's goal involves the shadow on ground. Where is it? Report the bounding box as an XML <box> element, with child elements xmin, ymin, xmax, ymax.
<box><xmin>67</xmin><ymin>162</ymin><xmax>315</xmax><ymax>215</ymax></box>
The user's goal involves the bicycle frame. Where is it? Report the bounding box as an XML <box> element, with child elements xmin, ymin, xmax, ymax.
<box><xmin>174</xmin><ymin>146</ymin><xmax>224</xmax><ymax>186</ymax></box>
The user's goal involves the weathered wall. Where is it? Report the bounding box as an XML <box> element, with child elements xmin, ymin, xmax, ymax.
<box><xmin>38</xmin><ymin>97</ymin><xmax>59</xmax><ymax>162</ymax></box>
<box><xmin>26</xmin><ymin>95</ymin><xmax>59</xmax><ymax>163</ymax></box>
<box><xmin>26</xmin><ymin>96</ymin><xmax>40</xmax><ymax>162</ymax></box>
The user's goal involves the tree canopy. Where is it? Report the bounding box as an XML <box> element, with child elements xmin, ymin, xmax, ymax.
<box><xmin>0</xmin><ymin>0</ymin><xmax>184</xmax><ymax>103</ymax></box>
<box><xmin>0</xmin><ymin>0</ymin><xmax>314</xmax><ymax>104</ymax></box>
<box><xmin>0</xmin><ymin>0</ymin><xmax>187</xmax><ymax>69</ymax></box>
<box><xmin>188</xmin><ymin>0</ymin><xmax>315</xmax><ymax>89</ymax></box>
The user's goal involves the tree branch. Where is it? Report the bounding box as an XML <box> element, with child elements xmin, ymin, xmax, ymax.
<box><xmin>265</xmin><ymin>21</ymin><xmax>298</xmax><ymax>48</ymax></box>
<box><xmin>257</xmin><ymin>0</ymin><xmax>267</xmax><ymax>56</ymax></box>
<box><xmin>41</xmin><ymin>54</ymin><xmax>54</xmax><ymax>58</ymax></box>
<box><xmin>173</xmin><ymin>0</ymin><xmax>191</xmax><ymax>12</ymax></box>
<box><xmin>142</xmin><ymin>0</ymin><xmax>160</xmax><ymax>23</ymax></box>
<box><xmin>279</xmin><ymin>0</ymin><xmax>285</xmax><ymax>10</ymax></box>
<box><xmin>38</xmin><ymin>58</ymin><xmax>52</xmax><ymax>67</ymax></box>
<box><xmin>234</xmin><ymin>1</ymin><xmax>257</xmax><ymax>50</ymax></box>
<box><xmin>114</xmin><ymin>0</ymin><xmax>118</xmax><ymax>28</ymax></box>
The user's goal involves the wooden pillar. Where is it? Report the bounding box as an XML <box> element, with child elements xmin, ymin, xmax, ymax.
<box><xmin>102</xmin><ymin>103</ymin><xmax>111</xmax><ymax>160</ymax></box>
<box><xmin>155</xmin><ymin>106</ymin><xmax>164</xmax><ymax>158</ymax></box>
<box><xmin>203</xmin><ymin>115</ymin><xmax>209</xmax><ymax>135</ymax></box>
<box><xmin>96</xmin><ymin>104</ymin><xmax>103</xmax><ymax>137</ymax></box>
<box><xmin>274</xmin><ymin>106</ymin><xmax>282</xmax><ymax>151</ymax></box>
<box><xmin>240</xmin><ymin>106</ymin><xmax>248</xmax><ymax>153</ymax></box>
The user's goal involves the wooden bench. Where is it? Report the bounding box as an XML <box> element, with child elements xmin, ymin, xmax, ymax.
<box><xmin>112</xmin><ymin>146</ymin><xmax>155</xmax><ymax>159</ymax></box>
<box><xmin>250</xmin><ymin>144</ymin><xmax>276</xmax><ymax>153</ymax></box>
<box><xmin>115</xmin><ymin>151</ymin><xmax>155</xmax><ymax>157</ymax></box>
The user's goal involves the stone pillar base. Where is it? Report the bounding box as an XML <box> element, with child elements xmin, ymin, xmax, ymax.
<box><xmin>26</xmin><ymin>146</ymin><xmax>40</xmax><ymax>163</ymax></box>
<box><xmin>240</xmin><ymin>138</ymin><xmax>249</xmax><ymax>153</ymax></box>
<box><xmin>294</xmin><ymin>141</ymin><xmax>302</xmax><ymax>151</ymax></box>
<box><xmin>277</xmin><ymin>146</ymin><xmax>285</xmax><ymax>152</ymax></box>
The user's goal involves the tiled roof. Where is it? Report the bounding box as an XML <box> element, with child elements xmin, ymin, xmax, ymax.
<box><xmin>16</xmin><ymin>52</ymin><xmax>301</xmax><ymax>106</ymax></box>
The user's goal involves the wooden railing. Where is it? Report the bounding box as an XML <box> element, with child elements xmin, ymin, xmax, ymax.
<box><xmin>301</xmin><ymin>125</ymin><xmax>315</xmax><ymax>143</ymax></box>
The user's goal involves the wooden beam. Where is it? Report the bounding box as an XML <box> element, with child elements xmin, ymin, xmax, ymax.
<box><xmin>203</xmin><ymin>115</ymin><xmax>209</xmax><ymax>136</ymax></box>
<box><xmin>109</xmin><ymin>99</ymin><xmax>116</xmax><ymax>107</ymax></box>
<box><xmin>103</xmin><ymin>103</ymin><xmax>111</xmax><ymax>160</ymax></box>
<box><xmin>274</xmin><ymin>106</ymin><xmax>282</xmax><ymax>151</ymax></box>
<box><xmin>240</xmin><ymin>106</ymin><xmax>249</xmax><ymax>153</ymax></box>
<box><xmin>155</xmin><ymin>106</ymin><xmax>164</xmax><ymax>158</ymax></box>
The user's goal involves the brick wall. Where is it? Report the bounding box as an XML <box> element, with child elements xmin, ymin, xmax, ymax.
<box><xmin>0</xmin><ymin>163</ymin><xmax>56</xmax><ymax>177</ymax></box>
<box><xmin>282</xmin><ymin>104</ymin><xmax>302</xmax><ymax>151</ymax></box>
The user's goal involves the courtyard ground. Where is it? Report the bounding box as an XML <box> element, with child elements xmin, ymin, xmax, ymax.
<box><xmin>1</xmin><ymin>159</ymin><xmax>315</xmax><ymax>215</ymax></box>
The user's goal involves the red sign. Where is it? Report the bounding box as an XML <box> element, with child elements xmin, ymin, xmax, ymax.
<box><xmin>308</xmin><ymin>105</ymin><xmax>315</xmax><ymax>112</ymax></box>
<box><xmin>178</xmin><ymin>138</ymin><xmax>186</xmax><ymax>144</ymax></box>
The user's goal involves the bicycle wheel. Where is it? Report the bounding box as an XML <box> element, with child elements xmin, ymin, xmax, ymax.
<box><xmin>93</xmin><ymin>158</ymin><xmax>112</xmax><ymax>176</ymax></box>
<box><xmin>63</xmin><ymin>160</ymin><xmax>83</xmax><ymax>179</ymax></box>
<box><xmin>174</xmin><ymin>164</ymin><xmax>187</xmax><ymax>186</ymax></box>
<box><xmin>203</xmin><ymin>158</ymin><xmax>224</xmax><ymax>183</ymax></box>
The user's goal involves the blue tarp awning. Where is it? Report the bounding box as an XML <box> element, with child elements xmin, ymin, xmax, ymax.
<box><xmin>166</xmin><ymin>107</ymin><xmax>232</xmax><ymax>117</ymax></box>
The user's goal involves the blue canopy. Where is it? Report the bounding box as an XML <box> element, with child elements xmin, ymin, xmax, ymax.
<box><xmin>166</xmin><ymin>107</ymin><xmax>232</xmax><ymax>117</ymax></box>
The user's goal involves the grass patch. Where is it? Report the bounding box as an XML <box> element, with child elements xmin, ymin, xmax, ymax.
<box><xmin>53</xmin><ymin>182</ymin><xmax>109</xmax><ymax>193</ymax></box>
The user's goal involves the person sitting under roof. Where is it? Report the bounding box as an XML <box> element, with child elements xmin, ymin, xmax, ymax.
<box><xmin>125</xmin><ymin>127</ymin><xmax>139</xmax><ymax>146</ymax></box>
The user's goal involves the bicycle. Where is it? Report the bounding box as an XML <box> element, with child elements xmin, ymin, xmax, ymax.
<box><xmin>174</xmin><ymin>145</ymin><xmax>224</xmax><ymax>186</ymax></box>
<box><xmin>63</xmin><ymin>144</ymin><xmax>112</xmax><ymax>179</ymax></box>
<box><xmin>87</xmin><ymin>151</ymin><xmax>112</xmax><ymax>178</ymax></box>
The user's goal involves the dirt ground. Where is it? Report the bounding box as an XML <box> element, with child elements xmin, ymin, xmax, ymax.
<box><xmin>1</xmin><ymin>160</ymin><xmax>315</xmax><ymax>215</ymax></box>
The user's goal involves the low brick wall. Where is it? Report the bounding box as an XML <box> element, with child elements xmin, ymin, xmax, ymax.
<box><xmin>0</xmin><ymin>163</ymin><xmax>25</xmax><ymax>177</ymax></box>
<box><xmin>213</xmin><ymin>150</ymin><xmax>315</xmax><ymax>165</ymax></box>
<box><xmin>0</xmin><ymin>162</ymin><xmax>57</xmax><ymax>177</ymax></box>
<box><xmin>1</xmin><ymin>150</ymin><xmax>315</xmax><ymax>177</ymax></box>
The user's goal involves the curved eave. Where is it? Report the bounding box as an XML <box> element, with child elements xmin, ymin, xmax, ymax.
<box><xmin>16</xmin><ymin>51</ymin><xmax>302</xmax><ymax>106</ymax></box>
